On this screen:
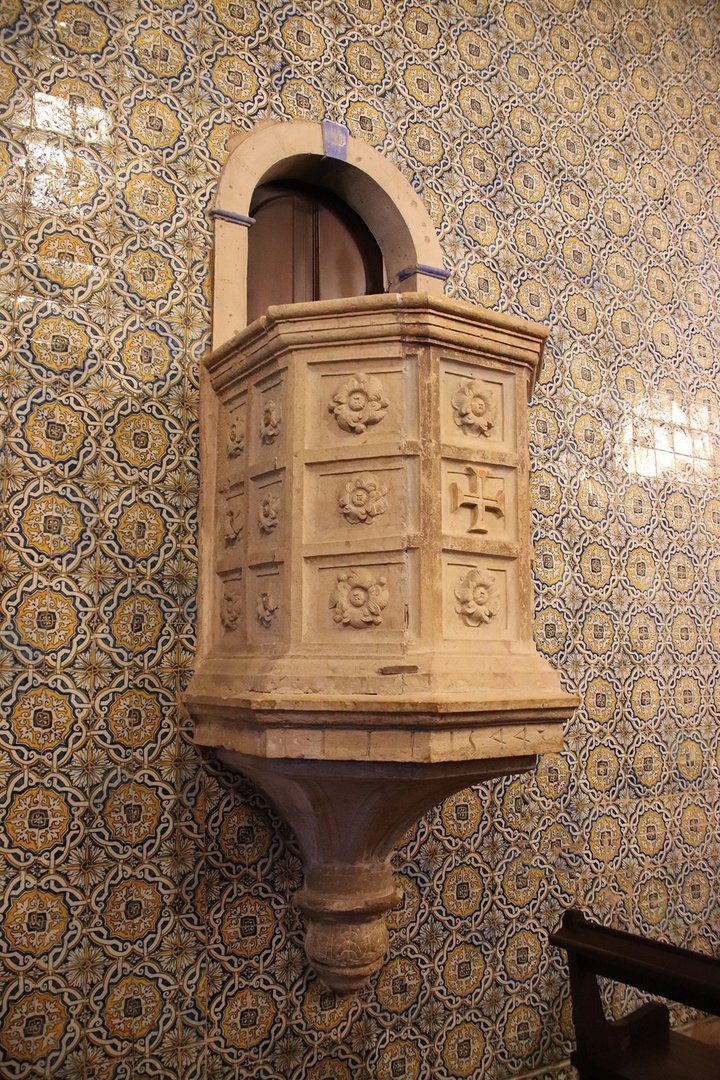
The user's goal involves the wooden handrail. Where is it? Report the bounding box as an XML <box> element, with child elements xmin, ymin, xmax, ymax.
<box><xmin>550</xmin><ymin>909</ymin><xmax>720</xmax><ymax>1015</ymax></box>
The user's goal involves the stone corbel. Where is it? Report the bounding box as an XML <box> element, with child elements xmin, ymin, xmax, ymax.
<box><xmin>220</xmin><ymin>752</ymin><xmax>537</xmax><ymax>993</ymax></box>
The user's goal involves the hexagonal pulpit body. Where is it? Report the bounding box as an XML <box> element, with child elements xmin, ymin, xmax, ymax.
<box><xmin>186</xmin><ymin>292</ymin><xmax>578</xmax><ymax>991</ymax></box>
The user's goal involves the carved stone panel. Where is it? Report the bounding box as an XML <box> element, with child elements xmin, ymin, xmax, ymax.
<box><xmin>220</xmin><ymin>394</ymin><xmax>247</xmax><ymax>490</ymax></box>
<box><xmin>303</xmin><ymin>458</ymin><xmax>416</xmax><ymax>544</ymax></box>
<box><xmin>218</xmin><ymin>572</ymin><xmax>244</xmax><ymax>642</ymax></box>
<box><xmin>248</xmin><ymin>470</ymin><xmax>285</xmax><ymax>558</ymax></box>
<box><xmin>329</xmin><ymin>373</ymin><xmax>389</xmax><ymax>434</ymax></box>
<box><xmin>224</xmin><ymin>496</ymin><xmax>244</xmax><ymax>545</ymax></box>
<box><xmin>227</xmin><ymin>405</ymin><xmax>246</xmax><ymax>458</ymax></box>
<box><xmin>331</xmin><ymin>568</ymin><xmax>389</xmax><ymax>628</ymax></box>
<box><xmin>193</xmin><ymin>297</ymin><xmax>574</xmax><ymax>698</ymax></box>
<box><xmin>259</xmin><ymin>397</ymin><xmax>282</xmax><ymax>443</ymax></box>
<box><xmin>307</xmin><ymin>359</ymin><xmax>417</xmax><ymax>449</ymax></box>
<box><xmin>451</xmin><ymin>379</ymin><xmax>499</xmax><ymax>438</ymax></box>
<box><xmin>338</xmin><ymin>474</ymin><xmax>389</xmax><ymax>524</ymax></box>
<box><xmin>442</xmin><ymin>461</ymin><xmax>517</xmax><ymax>544</ymax></box>
<box><xmin>440</xmin><ymin>363</ymin><xmax>516</xmax><ymax>452</ymax></box>
<box><xmin>194</xmin><ymin>298</ymin><xmax>571</xmax><ymax>689</ymax></box>
<box><xmin>217</xmin><ymin>488</ymin><xmax>245</xmax><ymax>574</ymax></box>
<box><xmin>442</xmin><ymin>556</ymin><xmax>516</xmax><ymax>640</ymax></box>
<box><xmin>251</xmin><ymin>371</ymin><xmax>285</xmax><ymax>469</ymax></box>
<box><xmin>248</xmin><ymin>563</ymin><xmax>283</xmax><ymax>644</ymax></box>
<box><xmin>454</xmin><ymin>567</ymin><xmax>501</xmax><ymax>626</ymax></box>
<box><xmin>303</xmin><ymin>553</ymin><xmax>416</xmax><ymax>643</ymax></box>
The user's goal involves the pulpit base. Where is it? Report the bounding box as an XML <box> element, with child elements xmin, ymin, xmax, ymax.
<box><xmin>215</xmin><ymin>748</ymin><xmax>538</xmax><ymax>992</ymax></box>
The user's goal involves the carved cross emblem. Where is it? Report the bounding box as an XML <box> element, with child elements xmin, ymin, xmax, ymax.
<box><xmin>451</xmin><ymin>466</ymin><xmax>504</xmax><ymax>534</ymax></box>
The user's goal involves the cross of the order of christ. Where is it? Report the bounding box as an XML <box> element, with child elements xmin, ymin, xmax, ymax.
<box><xmin>450</xmin><ymin>465</ymin><xmax>505</xmax><ymax>534</ymax></box>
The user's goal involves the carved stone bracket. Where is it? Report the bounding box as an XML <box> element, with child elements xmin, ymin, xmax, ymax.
<box><xmin>218</xmin><ymin>750</ymin><xmax>536</xmax><ymax>993</ymax></box>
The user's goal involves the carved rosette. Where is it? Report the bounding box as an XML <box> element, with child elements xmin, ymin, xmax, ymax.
<box><xmin>258</xmin><ymin>492</ymin><xmax>280</xmax><ymax>533</ymax></box>
<box><xmin>256</xmin><ymin>591</ymin><xmax>278</xmax><ymax>628</ymax></box>
<box><xmin>338</xmin><ymin>474</ymin><xmax>389</xmax><ymax>525</ymax></box>
<box><xmin>451</xmin><ymin>380</ymin><xmax>497</xmax><ymax>437</ymax></box>
<box><xmin>455</xmin><ymin>568</ymin><xmax>500</xmax><ymax>626</ymax></box>
<box><xmin>259</xmin><ymin>399</ymin><xmax>281</xmax><ymax>442</ymax></box>
<box><xmin>330</xmin><ymin>568</ymin><xmax>389</xmax><ymax>628</ymax></box>
<box><xmin>329</xmin><ymin>373</ymin><xmax>389</xmax><ymax>434</ymax></box>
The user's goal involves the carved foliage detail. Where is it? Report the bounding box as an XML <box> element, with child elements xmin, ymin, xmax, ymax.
<box><xmin>224</xmin><ymin>505</ymin><xmax>242</xmax><ymax>545</ymax></box>
<box><xmin>258</xmin><ymin>492</ymin><xmax>280</xmax><ymax>534</ymax></box>
<box><xmin>338</xmin><ymin>474</ymin><xmax>389</xmax><ymax>525</ymax></box>
<box><xmin>305</xmin><ymin>918</ymin><xmax>387</xmax><ymax>971</ymax></box>
<box><xmin>227</xmin><ymin>416</ymin><xmax>245</xmax><ymax>457</ymax></box>
<box><xmin>330</xmin><ymin>568</ymin><xmax>389</xmax><ymax>628</ymax></box>
<box><xmin>259</xmin><ymin>399</ymin><xmax>281</xmax><ymax>443</ymax></box>
<box><xmin>256</xmin><ymin>591</ymin><xmax>278</xmax><ymax>628</ymax></box>
<box><xmin>329</xmin><ymin>373</ymin><xmax>389</xmax><ymax>434</ymax></box>
<box><xmin>451</xmin><ymin>380</ymin><xmax>497</xmax><ymax>437</ymax></box>
<box><xmin>455</xmin><ymin>568</ymin><xmax>500</xmax><ymax>626</ymax></box>
<box><xmin>221</xmin><ymin>585</ymin><xmax>243</xmax><ymax>631</ymax></box>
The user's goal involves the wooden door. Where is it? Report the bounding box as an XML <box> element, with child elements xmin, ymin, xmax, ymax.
<box><xmin>247</xmin><ymin>182</ymin><xmax>384</xmax><ymax>323</ymax></box>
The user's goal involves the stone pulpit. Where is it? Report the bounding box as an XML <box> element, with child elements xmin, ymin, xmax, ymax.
<box><xmin>186</xmin><ymin>292</ymin><xmax>577</xmax><ymax>991</ymax></box>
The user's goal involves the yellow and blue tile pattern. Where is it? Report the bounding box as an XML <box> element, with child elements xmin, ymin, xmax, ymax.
<box><xmin>0</xmin><ymin>0</ymin><xmax>719</xmax><ymax>1076</ymax></box>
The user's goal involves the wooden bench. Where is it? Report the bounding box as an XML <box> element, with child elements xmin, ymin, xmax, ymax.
<box><xmin>549</xmin><ymin>909</ymin><xmax>720</xmax><ymax>1079</ymax></box>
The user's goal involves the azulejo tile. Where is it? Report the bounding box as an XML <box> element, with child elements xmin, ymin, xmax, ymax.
<box><xmin>0</xmin><ymin>0</ymin><xmax>719</xmax><ymax>1075</ymax></box>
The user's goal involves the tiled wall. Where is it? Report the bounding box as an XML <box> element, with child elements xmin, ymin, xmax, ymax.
<box><xmin>0</xmin><ymin>0</ymin><xmax>719</xmax><ymax>1077</ymax></box>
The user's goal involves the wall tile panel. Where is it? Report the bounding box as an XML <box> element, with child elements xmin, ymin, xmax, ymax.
<box><xmin>0</xmin><ymin>0</ymin><xmax>719</xmax><ymax>1075</ymax></box>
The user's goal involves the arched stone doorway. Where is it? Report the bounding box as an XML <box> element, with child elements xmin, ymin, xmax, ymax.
<box><xmin>209</xmin><ymin>119</ymin><xmax>448</xmax><ymax>345</ymax></box>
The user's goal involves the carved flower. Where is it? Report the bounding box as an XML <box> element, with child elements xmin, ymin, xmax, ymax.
<box><xmin>330</xmin><ymin>568</ymin><xmax>389</xmax><ymax>628</ymax></box>
<box><xmin>256</xmin><ymin>591</ymin><xmax>278</xmax><ymax>628</ymax></box>
<box><xmin>259</xmin><ymin>399</ymin><xmax>281</xmax><ymax>442</ymax></box>
<box><xmin>329</xmin><ymin>373</ymin><xmax>389</xmax><ymax>434</ymax></box>
<box><xmin>258</xmin><ymin>493</ymin><xmax>280</xmax><ymax>533</ymax></box>
<box><xmin>338</xmin><ymin>474</ymin><xmax>389</xmax><ymax>525</ymax></box>
<box><xmin>454</xmin><ymin>568</ymin><xmax>500</xmax><ymax>626</ymax></box>
<box><xmin>451</xmin><ymin>380</ymin><xmax>497</xmax><ymax>437</ymax></box>
<box><xmin>227</xmin><ymin>418</ymin><xmax>244</xmax><ymax>457</ymax></box>
<box><xmin>221</xmin><ymin>588</ymin><xmax>242</xmax><ymax>630</ymax></box>
<box><xmin>224</xmin><ymin>506</ymin><xmax>242</xmax><ymax>545</ymax></box>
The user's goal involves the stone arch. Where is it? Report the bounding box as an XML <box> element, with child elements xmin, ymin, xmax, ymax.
<box><xmin>211</xmin><ymin>119</ymin><xmax>448</xmax><ymax>346</ymax></box>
